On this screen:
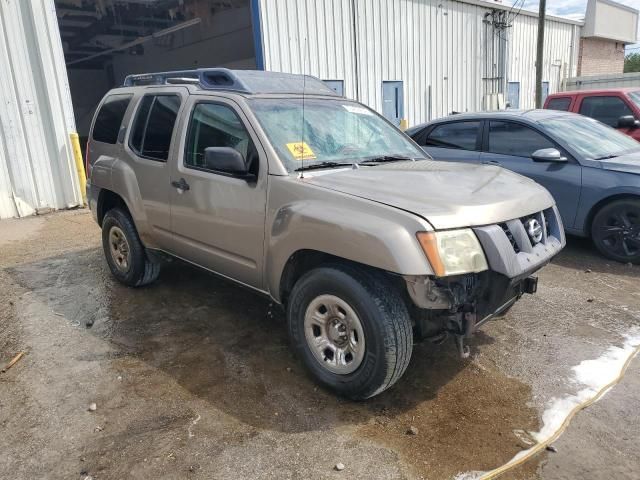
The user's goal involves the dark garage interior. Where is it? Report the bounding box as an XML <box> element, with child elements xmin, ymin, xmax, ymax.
<box><xmin>55</xmin><ymin>0</ymin><xmax>257</xmax><ymax>141</ymax></box>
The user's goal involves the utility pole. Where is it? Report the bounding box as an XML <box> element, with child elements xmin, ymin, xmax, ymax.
<box><xmin>535</xmin><ymin>0</ymin><xmax>546</xmax><ymax>108</ymax></box>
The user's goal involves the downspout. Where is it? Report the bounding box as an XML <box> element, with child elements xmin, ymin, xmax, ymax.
<box><xmin>350</xmin><ymin>0</ymin><xmax>360</xmax><ymax>101</ymax></box>
<box><xmin>567</xmin><ymin>23</ymin><xmax>577</xmax><ymax>89</ymax></box>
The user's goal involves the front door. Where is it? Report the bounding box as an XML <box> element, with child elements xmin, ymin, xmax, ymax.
<box><xmin>382</xmin><ymin>81</ymin><xmax>404</xmax><ymax>126</ymax></box>
<box><xmin>481</xmin><ymin>120</ymin><xmax>582</xmax><ymax>228</ymax></box>
<box><xmin>168</xmin><ymin>97</ymin><xmax>267</xmax><ymax>289</ymax></box>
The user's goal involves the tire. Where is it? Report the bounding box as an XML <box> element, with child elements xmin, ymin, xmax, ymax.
<box><xmin>287</xmin><ymin>264</ymin><xmax>413</xmax><ymax>400</ymax></box>
<box><xmin>102</xmin><ymin>208</ymin><xmax>161</xmax><ymax>287</ymax></box>
<box><xmin>591</xmin><ymin>199</ymin><xmax>640</xmax><ymax>264</ymax></box>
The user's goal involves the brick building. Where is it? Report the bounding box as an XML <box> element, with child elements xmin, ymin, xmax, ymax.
<box><xmin>578</xmin><ymin>0</ymin><xmax>639</xmax><ymax>76</ymax></box>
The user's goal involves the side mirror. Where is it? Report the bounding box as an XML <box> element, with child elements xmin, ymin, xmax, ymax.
<box><xmin>617</xmin><ymin>115</ymin><xmax>640</xmax><ymax>129</ymax></box>
<box><xmin>204</xmin><ymin>147</ymin><xmax>248</xmax><ymax>176</ymax></box>
<box><xmin>531</xmin><ymin>148</ymin><xmax>567</xmax><ymax>163</ymax></box>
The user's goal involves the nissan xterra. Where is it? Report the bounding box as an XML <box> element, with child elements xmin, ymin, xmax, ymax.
<box><xmin>87</xmin><ymin>69</ymin><xmax>565</xmax><ymax>399</ymax></box>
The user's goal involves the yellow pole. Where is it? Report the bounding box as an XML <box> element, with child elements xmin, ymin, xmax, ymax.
<box><xmin>69</xmin><ymin>132</ymin><xmax>87</xmax><ymax>204</ymax></box>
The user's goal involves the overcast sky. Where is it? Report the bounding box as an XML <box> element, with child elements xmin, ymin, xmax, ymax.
<box><xmin>507</xmin><ymin>0</ymin><xmax>640</xmax><ymax>52</ymax></box>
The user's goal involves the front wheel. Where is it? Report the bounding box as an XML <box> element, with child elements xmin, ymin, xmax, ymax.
<box><xmin>591</xmin><ymin>199</ymin><xmax>640</xmax><ymax>264</ymax></box>
<box><xmin>287</xmin><ymin>264</ymin><xmax>413</xmax><ymax>400</ymax></box>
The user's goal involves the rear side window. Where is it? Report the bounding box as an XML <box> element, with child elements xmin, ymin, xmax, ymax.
<box><xmin>92</xmin><ymin>95</ymin><xmax>132</xmax><ymax>144</ymax></box>
<box><xmin>546</xmin><ymin>97</ymin><xmax>571</xmax><ymax>111</ymax></box>
<box><xmin>424</xmin><ymin>121</ymin><xmax>480</xmax><ymax>150</ymax></box>
<box><xmin>488</xmin><ymin>121</ymin><xmax>555</xmax><ymax>158</ymax></box>
<box><xmin>579</xmin><ymin>96</ymin><xmax>633</xmax><ymax>127</ymax></box>
<box><xmin>129</xmin><ymin>94</ymin><xmax>181</xmax><ymax>161</ymax></box>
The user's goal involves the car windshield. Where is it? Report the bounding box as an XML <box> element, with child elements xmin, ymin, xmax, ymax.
<box><xmin>538</xmin><ymin>115</ymin><xmax>640</xmax><ymax>160</ymax></box>
<box><xmin>248</xmin><ymin>98</ymin><xmax>425</xmax><ymax>172</ymax></box>
<box><xmin>627</xmin><ymin>90</ymin><xmax>640</xmax><ymax>109</ymax></box>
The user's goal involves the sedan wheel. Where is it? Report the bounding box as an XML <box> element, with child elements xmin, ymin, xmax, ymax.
<box><xmin>592</xmin><ymin>200</ymin><xmax>640</xmax><ymax>264</ymax></box>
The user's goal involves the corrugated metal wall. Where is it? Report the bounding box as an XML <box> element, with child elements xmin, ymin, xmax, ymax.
<box><xmin>0</xmin><ymin>0</ymin><xmax>81</xmax><ymax>219</ymax></box>
<box><xmin>258</xmin><ymin>0</ymin><xmax>580</xmax><ymax>126</ymax></box>
<box><xmin>509</xmin><ymin>15</ymin><xmax>580</xmax><ymax>108</ymax></box>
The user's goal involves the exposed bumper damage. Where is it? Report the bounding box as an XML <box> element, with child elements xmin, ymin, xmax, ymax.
<box><xmin>406</xmin><ymin>206</ymin><xmax>565</xmax><ymax>357</ymax></box>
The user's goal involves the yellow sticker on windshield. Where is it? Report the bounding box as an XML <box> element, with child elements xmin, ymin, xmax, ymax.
<box><xmin>286</xmin><ymin>141</ymin><xmax>316</xmax><ymax>160</ymax></box>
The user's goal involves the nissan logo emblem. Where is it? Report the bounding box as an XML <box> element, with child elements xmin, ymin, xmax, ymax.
<box><xmin>525</xmin><ymin>218</ymin><xmax>543</xmax><ymax>244</ymax></box>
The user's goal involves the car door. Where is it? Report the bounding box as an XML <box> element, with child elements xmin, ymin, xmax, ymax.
<box><xmin>415</xmin><ymin>120</ymin><xmax>482</xmax><ymax>163</ymax></box>
<box><xmin>123</xmin><ymin>88</ymin><xmax>188</xmax><ymax>250</ymax></box>
<box><xmin>480</xmin><ymin>120</ymin><xmax>582</xmax><ymax>227</ymax></box>
<box><xmin>168</xmin><ymin>96</ymin><xmax>267</xmax><ymax>289</ymax></box>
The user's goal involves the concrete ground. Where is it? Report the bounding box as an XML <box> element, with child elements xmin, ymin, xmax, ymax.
<box><xmin>0</xmin><ymin>209</ymin><xmax>638</xmax><ymax>480</ymax></box>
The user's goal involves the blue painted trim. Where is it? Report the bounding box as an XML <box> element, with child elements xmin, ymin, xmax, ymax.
<box><xmin>251</xmin><ymin>0</ymin><xmax>265</xmax><ymax>70</ymax></box>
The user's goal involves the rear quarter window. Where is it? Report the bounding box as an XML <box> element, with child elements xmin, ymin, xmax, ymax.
<box><xmin>546</xmin><ymin>97</ymin><xmax>572</xmax><ymax>111</ymax></box>
<box><xmin>92</xmin><ymin>94</ymin><xmax>132</xmax><ymax>144</ymax></box>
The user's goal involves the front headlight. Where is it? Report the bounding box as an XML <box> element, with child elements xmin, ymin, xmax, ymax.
<box><xmin>417</xmin><ymin>229</ymin><xmax>488</xmax><ymax>277</ymax></box>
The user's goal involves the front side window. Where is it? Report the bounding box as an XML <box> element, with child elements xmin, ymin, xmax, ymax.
<box><xmin>627</xmin><ymin>90</ymin><xmax>640</xmax><ymax>110</ymax></box>
<box><xmin>546</xmin><ymin>97</ymin><xmax>571</xmax><ymax>111</ymax></box>
<box><xmin>488</xmin><ymin>121</ymin><xmax>555</xmax><ymax>158</ymax></box>
<box><xmin>92</xmin><ymin>94</ymin><xmax>132</xmax><ymax>144</ymax></box>
<box><xmin>424</xmin><ymin>122</ymin><xmax>480</xmax><ymax>150</ymax></box>
<box><xmin>129</xmin><ymin>94</ymin><xmax>181</xmax><ymax>161</ymax></box>
<box><xmin>248</xmin><ymin>98</ymin><xmax>425</xmax><ymax>173</ymax></box>
<box><xmin>185</xmin><ymin>103</ymin><xmax>257</xmax><ymax>174</ymax></box>
<box><xmin>579</xmin><ymin>96</ymin><xmax>633</xmax><ymax>127</ymax></box>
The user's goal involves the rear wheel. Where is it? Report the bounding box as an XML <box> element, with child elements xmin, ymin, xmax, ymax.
<box><xmin>591</xmin><ymin>199</ymin><xmax>640</xmax><ymax>264</ymax></box>
<box><xmin>102</xmin><ymin>208</ymin><xmax>161</xmax><ymax>286</ymax></box>
<box><xmin>287</xmin><ymin>264</ymin><xmax>413</xmax><ymax>400</ymax></box>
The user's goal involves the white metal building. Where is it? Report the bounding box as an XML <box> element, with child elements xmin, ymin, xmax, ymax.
<box><xmin>0</xmin><ymin>0</ymin><xmax>83</xmax><ymax>219</ymax></box>
<box><xmin>258</xmin><ymin>0</ymin><xmax>582</xmax><ymax>125</ymax></box>
<box><xmin>0</xmin><ymin>0</ymin><xmax>636</xmax><ymax>219</ymax></box>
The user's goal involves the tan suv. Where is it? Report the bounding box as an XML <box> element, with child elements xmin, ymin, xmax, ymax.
<box><xmin>87</xmin><ymin>69</ymin><xmax>565</xmax><ymax>399</ymax></box>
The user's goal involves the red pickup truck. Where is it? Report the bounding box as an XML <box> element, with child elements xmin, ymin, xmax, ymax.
<box><xmin>544</xmin><ymin>88</ymin><xmax>640</xmax><ymax>141</ymax></box>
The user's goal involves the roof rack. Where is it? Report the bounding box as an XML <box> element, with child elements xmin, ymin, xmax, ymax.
<box><xmin>122</xmin><ymin>68</ymin><xmax>339</xmax><ymax>96</ymax></box>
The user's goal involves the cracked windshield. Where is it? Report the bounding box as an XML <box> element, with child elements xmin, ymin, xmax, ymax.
<box><xmin>249</xmin><ymin>98</ymin><xmax>425</xmax><ymax>172</ymax></box>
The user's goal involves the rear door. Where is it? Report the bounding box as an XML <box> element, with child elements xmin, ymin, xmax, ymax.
<box><xmin>123</xmin><ymin>87</ymin><xmax>188</xmax><ymax>249</ymax></box>
<box><xmin>167</xmin><ymin>95</ymin><xmax>267</xmax><ymax>289</ymax></box>
<box><xmin>480</xmin><ymin>120</ymin><xmax>582</xmax><ymax>227</ymax></box>
<box><xmin>415</xmin><ymin>120</ymin><xmax>482</xmax><ymax>163</ymax></box>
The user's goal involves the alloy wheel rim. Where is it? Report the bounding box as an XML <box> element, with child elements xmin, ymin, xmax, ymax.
<box><xmin>108</xmin><ymin>226</ymin><xmax>131</xmax><ymax>272</ymax></box>
<box><xmin>598</xmin><ymin>208</ymin><xmax>640</xmax><ymax>258</ymax></box>
<box><xmin>303</xmin><ymin>294</ymin><xmax>366</xmax><ymax>375</ymax></box>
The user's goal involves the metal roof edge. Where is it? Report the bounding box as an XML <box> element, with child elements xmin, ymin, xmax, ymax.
<box><xmin>457</xmin><ymin>0</ymin><xmax>585</xmax><ymax>26</ymax></box>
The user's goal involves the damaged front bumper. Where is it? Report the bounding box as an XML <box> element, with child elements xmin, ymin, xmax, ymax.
<box><xmin>405</xmin><ymin>205</ymin><xmax>565</xmax><ymax>357</ymax></box>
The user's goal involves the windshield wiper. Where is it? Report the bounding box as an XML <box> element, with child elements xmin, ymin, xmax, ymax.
<box><xmin>593</xmin><ymin>154</ymin><xmax>619</xmax><ymax>160</ymax></box>
<box><xmin>294</xmin><ymin>161</ymin><xmax>353</xmax><ymax>172</ymax></box>
<box><xmin>359</xmin><ymin>155</ymin><xmax>416</xmax><ymax>164</ymax></box>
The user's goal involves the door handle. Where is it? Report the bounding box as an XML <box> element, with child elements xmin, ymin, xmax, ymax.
<box><xmin>482</xmin><ymin>160</ymin><xmax>501</xmax><ymax>166</ymax></box>
<box><xmin>171</xmin><ymin>178</ymin><xmax>190</xmax><ymax>191</ymax></box>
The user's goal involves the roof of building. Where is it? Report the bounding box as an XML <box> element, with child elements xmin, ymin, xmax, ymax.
<box><xmin>462</xmin><ymin>0</ymin><xmax>584</xmax><ymax>26</ymax></box>
<box><xmin>122</xmin><ymin>68</ymin><xmax>339</xmax><ymax>96</ymax></box>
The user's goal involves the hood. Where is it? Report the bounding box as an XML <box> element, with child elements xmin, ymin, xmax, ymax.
<box><xmin>302</xmin><ymin>160</ymin><xmax>555</xmax><ymax>229</ymax></box>
<box><xmin>598</xmin><ymin>152</ymin><xmax>640</xmax><ymax>175</ymax></box>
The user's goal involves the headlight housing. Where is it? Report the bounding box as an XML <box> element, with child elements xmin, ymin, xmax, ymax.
<box><xmin>417</xmin><ymin>229</ymin><xmax>488</xmax><ymax>277</ymax></box>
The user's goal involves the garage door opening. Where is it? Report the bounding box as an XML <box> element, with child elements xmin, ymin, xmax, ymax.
<box><xmin>55</xmin><ymin>0</ymin><xmax>257</xmax><ymax>146</ymax></box>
